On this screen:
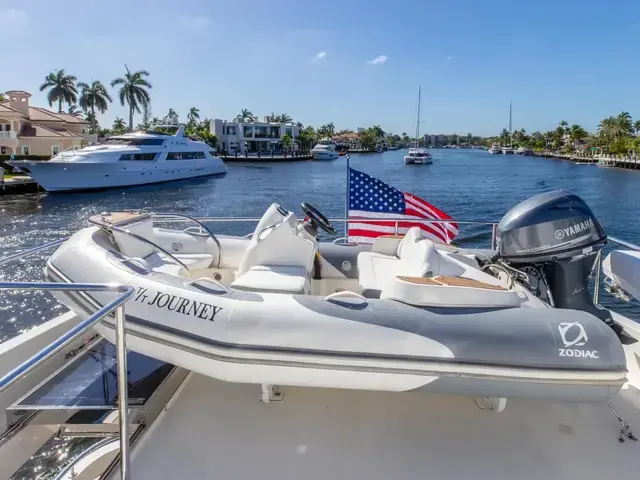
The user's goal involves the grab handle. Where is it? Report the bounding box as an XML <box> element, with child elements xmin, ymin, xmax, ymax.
<box><xmin>192</xmin><ymin>277</ymin><xmax>230</xmax><ymax>292</ymax></box>
<box><xmin>324</xmin><ymin>290</ymin><xmax>368</xmax><ymax>304</ymax></box>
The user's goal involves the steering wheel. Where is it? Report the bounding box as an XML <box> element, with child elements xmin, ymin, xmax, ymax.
<box><xmin>301</xmin><ymin>202</ymin><xmax>336</xmax><ymax>235</ymax></box>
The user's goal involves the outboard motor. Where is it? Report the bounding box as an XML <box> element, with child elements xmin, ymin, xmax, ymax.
<box><xmin>496</xmin><ymin>190</ymin><xmax>612</xmax><ymax>324</ymax></box>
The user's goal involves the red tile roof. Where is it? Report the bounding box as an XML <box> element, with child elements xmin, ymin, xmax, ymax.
<box><xmin>20</xmin><ymin>123</ymin><xmax>68</xmax><ymax>137</ymax></box>
<box><xmin>27</xmin><ymin>107</ymin><xmax>89</xmax><ymax>124</ymax></box>
<box><xmin>54</xmin><ymin>112</ymin><xmax>89</xmax><ymax>124</ymax></box>
<box><xmin>0</xmin><ymin>103</ymin><xmax>21</xmax><ymax>114</ymax></box>
<box><xmin>58</xmin><ymin>130</ymin><xmax>81</xmax><ymax>137</ymax></box>
<box><xmin>28</xmin><ymin>107</ymin><xmax>64</xmax><ymax>122</ymax></box>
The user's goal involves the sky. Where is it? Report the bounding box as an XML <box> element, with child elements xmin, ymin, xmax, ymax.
<box><xmin>2</xmin><ymin>0</ymin><xmax>640</xmax><ymax>136</ymax></box>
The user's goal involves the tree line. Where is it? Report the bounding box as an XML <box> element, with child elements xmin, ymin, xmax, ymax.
<box><xmin>35</xmin><ymin>68</ymin><xmax>215</xmax><ymax>146</ymax></box>
<box><xmin>485</xmin><ymin>112</ymin><xmax>640</xmax><ymax>154</ymax></box>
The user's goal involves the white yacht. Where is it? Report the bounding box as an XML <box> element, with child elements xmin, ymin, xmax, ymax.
<box><xmin>9</xmin><ymin>127</ymin><xmax>226</xmax><ymax>192</ymax></box>
<box><xmin>404</xmin><ymin>86</ymin><xmax>433</xmax><ymax>165</ymax></box>
<box><xmin>2</xmin><ymin>191</ymin><xmax>640</xmax><ymax>479</ymax></box>
<box><xmin>488</xmin><ymin>143</ymin><xmax>502</xmax><ymax>154</ymax></box>
<box><xmin>311</xmin><ymin>138</ymin><xmax>339</xmax><ymax>160</ymax></box>
<box><xmin>404</xmin><ymin>147</ymin><xmax>433</xmax><ymax>164</ymax></box>
<box><xmin>501</xmin><ymin>146</ymin><xmax>516</xmax><ymax>155</ymax></box>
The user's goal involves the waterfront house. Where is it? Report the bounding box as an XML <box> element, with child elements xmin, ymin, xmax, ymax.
<box><xmin>333</xmin><ymin>132</ymin><xmax>362</xmax><ymax>151</ymax></box>
<box><xmin>211</xmin><ymin>116</ymin><xmax>300</xmax><ymax>154</ymax></box>
<box><xmin>0</xmin><ymin>90</ymin><xmax>93</xmax><ymax>157</ymax></box>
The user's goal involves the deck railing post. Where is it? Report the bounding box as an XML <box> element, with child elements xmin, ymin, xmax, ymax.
<box><xmin>491</xmin><ymin>224</ymin><xmax>497</xmax><ymax>251</ymax></box>
<box><xmin>593</xmin><ymin>249</ymin><xmax>602</xmax><ymax>305</ymax></box>
<box><xmin>115</xmin><ymin>303</ymin><xmax>131</xmax><ymax>480</ymax></box>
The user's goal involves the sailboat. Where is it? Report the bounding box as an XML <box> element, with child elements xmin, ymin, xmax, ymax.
<box><xmin>502</xmin><ymin>101</ymin><xmax>516</xmax><ymax>155</ymax></box>
<box><xmin>404</xmin><ymin>86</ymin><xmax>433</xmax><ymax>165</ymax></box>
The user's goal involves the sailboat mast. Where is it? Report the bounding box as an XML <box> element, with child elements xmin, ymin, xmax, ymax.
<box><xmin>509</xmin><ymin>100</ymin><xmax>513</xmax><ymax>148</ymax></box>
<box><xmin>415</xmin><ymin>86</ymin><xmax>421</xmax><ymax>148</ymax></box>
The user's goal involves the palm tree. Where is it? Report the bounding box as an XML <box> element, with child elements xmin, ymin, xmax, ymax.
<box><xmin>165</xmin><ymin>108</ymin><xmax>178</xmax><ymax>125</ymax></box>
<box><xmin>499</xmin><ymin>128</ymin><xmax>510</xmax><ymax>145</ymax></box>
<box><xmin>238</xmin><ymin>109</ymin><xmax>254</xmax><ymax>122</ymax></box>
<box><xmin>67</xmin><ymin>104</ymin><xmax>84</xmax><ymax>118</ymax></box>
<box><xmin>111</xmin><ymin>66</ymin><xmax>152</xmax><ymax>132</ymax></box>
<box><xmin>112</xmin><ymin>118</ymin><xmax>127</xmax><ymax>134</ymax></box>
<box><xmin>371</xmin><ymin>125</ymin><xmax>384</xmax><ymax>138</ymax></box>
<box><xmin>39</xmin><ymin>69</ymin><xmax>78</xmax><ymax>112</ymax></box>
<box><xmin>616</xmin><ymin>112</ymin><xmax>633</xmax><ymax>137</ymax></box>
<box><xmin>569</xmin><ymin>124</ymin><xmax>588</xmax><ymax>147</ymax></box>
<box><xmin>77</xmin><ymin>80</ymin><xmax>112</xmax><ymax>134</ymax></box>
<box><xmin>84</xmin><ymin>111</ymin><xmax>98</xmax><ymax>131</ymax></box>
<box><xmin>634</xmin><ymin>121</ymin><xmax>640</xmax><ymax>135</ymax></box>
<box><xmin>187</xmin><ymin>107</ymin><xmax>200</xmax><ymax>125</ymax></box>
<box><xmin>141</xmin><ymin>103</ymin><xmax>152</xmax><ymax>130</ymax></box>
<box><xmin>278</xmin><ymin>113</ymin><xmax>292</xmax><ymax>123</ymax></box>
<box><xmin>326</xmin><ymin>122</ymin><xmax>335</xmax><ymax>137</ymax></box>
<box><xmin>296</xmin><ymin>121</ymin><xmax>304</xmax><ymax>128</ymax></box>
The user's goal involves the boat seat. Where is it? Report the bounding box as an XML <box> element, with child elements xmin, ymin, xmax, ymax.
<box><xmin>231</xmin><ymin>265</ymin><xmax>309</xmax><ymax>294</ymax></box>
<box><xmin>381</xmin><ymin>275</ymin><xmax>523</xmax><ymax>308</ymax></box>
<box><xmin>357</xmin><ymin>227</ymin><xmax>463</xmax><ymax>297</ymax></box>
<box><xmin>141</xmin><ymin>253</ymin><xmax>189</xmax><ymax>277</ymax></box>
<box><xmin>174</xmin><ymin>253</ymin><xmax>214</xmax><ymax>270</ymax></box>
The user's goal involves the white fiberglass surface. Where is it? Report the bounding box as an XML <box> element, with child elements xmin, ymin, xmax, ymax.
<box><xmin>132</xmin><ymin>373</ymin><xmax>640</xmax><ymax>480</ymax></box>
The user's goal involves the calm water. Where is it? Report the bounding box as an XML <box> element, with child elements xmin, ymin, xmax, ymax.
<box><xmin>1</xmin><ymin>149</ymin><xmax>639</xmax><ymax>341</ymax></box>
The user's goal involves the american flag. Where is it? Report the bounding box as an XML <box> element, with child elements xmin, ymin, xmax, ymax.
<box><xmin>347</xmin><ymin>168</ymin><xmax>458</xmax><ymax>244</ymax></box>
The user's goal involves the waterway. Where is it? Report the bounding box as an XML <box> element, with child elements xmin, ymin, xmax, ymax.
<box><xmin>1</xmin><ymin>149</ymin><xmax>639</xmax><ymax>342</ymax></box>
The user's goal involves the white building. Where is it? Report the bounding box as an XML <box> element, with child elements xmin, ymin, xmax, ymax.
<box><xmin>211</xmin><ymin>117</ymin><xmax>300</xmax><ymax>154</ymax></box>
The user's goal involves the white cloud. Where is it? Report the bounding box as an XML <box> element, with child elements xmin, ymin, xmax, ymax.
<box><xmin>178</xmin><ymin>13</ymin><xmax>212</xmax><ymax>31</ymax></box>
<box><xmin>446</xmin><ymin>55</ymin><xmax>453</xmax><ymax>60</ymax></box>
<box><xmin>312</xmin><ymin>51</ymin><xmax>327</xmax><ymax>61</ymax></box>
<box><xmin>0</xmin><ymin>8</ymin><xmax>29</xmax><ymax>32</ymax></box>
<box><xmin>367</xmin><ymin>55</ymin><xmax>388</xmax><ymax>65</ymax></box>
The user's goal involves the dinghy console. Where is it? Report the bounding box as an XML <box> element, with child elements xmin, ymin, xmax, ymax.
<box><xmin>231</xmin><ymin>203</ymin><xmax>334</xmax><ymax>294</ymax></box>
<box><xmin>496</xmin><ymin>190</ymin><xmax>613</xmax><ymax>325</ymax></box>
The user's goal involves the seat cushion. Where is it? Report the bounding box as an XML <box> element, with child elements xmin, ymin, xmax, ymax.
<box><xmin>357</xmin><ymin>252</ymin><xmax>401</xmax><ymax>298</ymax></box>
<box><xmin>174</xmin><ymin>253</ymin><xmax>214</xmax><ymax>270</ymax></box>
<box><xmin>231</xmin><ymin>265</ymin><xmax>308</xmax><ymax>294</ymax></box>
<box><xmin>144</xmin><ymin>253</ymin><xmax>188</xmax><ymax>277</ymax></box>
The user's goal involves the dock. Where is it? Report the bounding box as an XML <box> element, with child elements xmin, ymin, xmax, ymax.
<box><xmin>532</xmin><ymin>151</ymin><xmax>640</xmax><ymax>169</ymax></box>
<box><xmin>221</xmin><ymin>151</ymin><xmax>313</xmax><ymax>162</ymax></box>
<box><xmin>0</xmin><ymin>176</ymin><xmax>41</xmax><ymax>195</ymax></box>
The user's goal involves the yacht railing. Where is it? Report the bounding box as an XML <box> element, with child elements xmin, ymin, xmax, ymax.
<box><xmin>0</xmin><ymin>242</ymin><xmax>135</xmax><ymax>480</ymax></box>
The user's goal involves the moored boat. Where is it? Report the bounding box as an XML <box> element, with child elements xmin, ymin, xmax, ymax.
<box><xmin>488</xmin><ymin>143</ymin><xmax>502</xmax><ymax>154</ymax></box>
<box><xmin>9</xmin><ymin>127</ymin><xmax>226</xmax><ymax>192</ymax></box>
<box><xmin>42</xmin><ymin>191</ymin><xmax>632</xmax><ymax>402</ymax></box>
<box><xmin>311</xmin><ymin>138</ymin><xmax>339</xmax><ymax>160</ymax></box>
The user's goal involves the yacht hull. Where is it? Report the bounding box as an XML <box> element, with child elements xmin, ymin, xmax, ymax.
<box><xmin>312</xmin><ymin>151</ymin><xmax>339</xmax><ymax>160</ymax></box>
<box><xmin>10</xmin><ymin>160</ymin><xmax>227</xmax><ymax>192</ymax></box>
<box><xmin>44</xmin><ymin>226</ymin><xmax>628</xmax><ymax>402</ymax></box>
<box><xmin>404</xmin><ymin>156</ymin><xmax>433</xmax><ymax>165</ymax></box>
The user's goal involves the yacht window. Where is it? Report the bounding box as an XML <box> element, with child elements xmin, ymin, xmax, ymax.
<box><xmin>129</xmin><ymin>139</ymin><xmax>165</xmax><ymax>146</ymax></box>
<box><xmin>119</xmin><ymin>153</ymin><xmax>158</xmax><ymax>161</ymax></box>
<box><xmin>107</xmin><ymin>138</ymin><xmax>165</xmax><ymax>146</ymax></box>
<box><xmin>167</xmin><ymin>151</ymin><xmax>206</xmax><ymax>160</ymax></box>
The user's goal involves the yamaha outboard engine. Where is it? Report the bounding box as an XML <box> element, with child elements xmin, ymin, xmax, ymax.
<box><xmin>497</xmin><ymin>190</ymin><xmax>611</xmax><ymax>324</ymax></box>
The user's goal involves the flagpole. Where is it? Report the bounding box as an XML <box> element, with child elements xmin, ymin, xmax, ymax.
<box><xmin>345</xmin><ymin>153</ymin><xmax>350</xmax><ymax>239</ymax></box>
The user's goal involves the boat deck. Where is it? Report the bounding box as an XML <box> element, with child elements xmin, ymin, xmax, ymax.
<box><xmin>131</xmin><ymin>371</ymin><xmax>640</xmax><ymax>480</ymax></box>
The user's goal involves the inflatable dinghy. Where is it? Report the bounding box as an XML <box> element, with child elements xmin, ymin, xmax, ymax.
<box><xmin>46</xmin><ymin>193</ymin><xmax>628</xmax><ymax>402</ymax></box>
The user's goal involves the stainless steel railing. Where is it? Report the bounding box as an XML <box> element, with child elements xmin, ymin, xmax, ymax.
<box><xmin>0</xmin><ymin>241</ymin><xmax>135</xmax><ymax>480</ymax></box>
